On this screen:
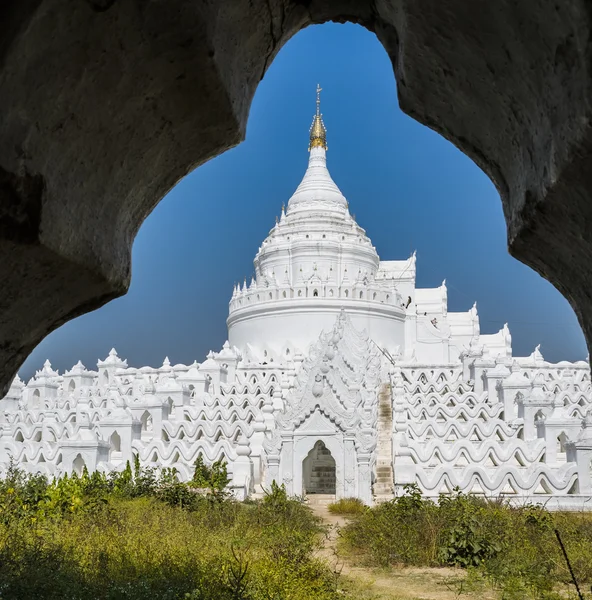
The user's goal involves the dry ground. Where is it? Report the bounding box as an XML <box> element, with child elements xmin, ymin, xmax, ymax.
<box><xmin>311</xmin><ymin>504</ymin><xmax>500</xmax><ymax>600</ymax></box>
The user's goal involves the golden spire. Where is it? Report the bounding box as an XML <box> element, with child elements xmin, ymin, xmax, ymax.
<box><xmin>309</xmin><ymin>83</ymin><xmax>327</xmax><ymax>151</ymax></box>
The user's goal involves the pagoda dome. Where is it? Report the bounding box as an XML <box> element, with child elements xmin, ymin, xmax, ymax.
<box><xmin>253</xmin><ymin>84</ymin><xmax>379</xmax><ymax>285</ymax></box>
<box><xmin>227</xmin><ymin>85</ymin><xmax>406</xmax><ymax>358</ymax></box>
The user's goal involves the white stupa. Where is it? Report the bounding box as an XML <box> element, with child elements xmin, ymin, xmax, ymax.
<box><xmin>228</xmin><ymin>93</ymin><xmax>406</xmax><ymax>358</ymax></box>
<box><xmin>2</xmin><ymin>86</ymin><xmax>592</xmax><ymax>508</ymax></box>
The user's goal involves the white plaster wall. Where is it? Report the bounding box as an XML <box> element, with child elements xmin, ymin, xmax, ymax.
<box><xmin>414</xmin><ymin>318</ymin><xmax>450</xmax><ymax>363</ymax></box>
<box><xmin>228</xmin><ymin>301</ymin><xmax>406</xmax><ymax>356</ymax></box>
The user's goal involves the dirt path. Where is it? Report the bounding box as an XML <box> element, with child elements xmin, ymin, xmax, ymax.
<box><xmin>310</xmin><ymin>503</ymin><xmax>498</xmax><ymax>600</ymax></box>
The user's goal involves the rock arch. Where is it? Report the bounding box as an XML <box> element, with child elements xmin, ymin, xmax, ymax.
<box><xmin>1</xmin><ymin>1</ymin><xmax>592</xmax><ymax>393</ymax></box>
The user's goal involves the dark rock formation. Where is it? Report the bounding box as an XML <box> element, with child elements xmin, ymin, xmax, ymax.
<box><xmin>1</xmin><ymin>0</ymin><xmax>590</xmax><ymax>393</ymax></box>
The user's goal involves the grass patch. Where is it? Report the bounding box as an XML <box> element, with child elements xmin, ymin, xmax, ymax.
<box><xmin>327</xmin><ymin>497</ymin><xmax>367</xmax><ymax>516</ymax></box>
<box><xmin>0</xmin><ymin>461</ymin><xmax>346</xmax><ymax>600</ymax></box>
<box><xmin>340</xmin><ymin>484</ymin><xmax>592</xmax><ymax>599</ymax></box>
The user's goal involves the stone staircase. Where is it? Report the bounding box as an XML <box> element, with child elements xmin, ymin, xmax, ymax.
<box><xmin>307</xmin><ymin>464</ymin><xmax>336</xmax><ymax>494</ymax></box>
<box><xmin>374</xmin><ymin>382</ymin><xmax>394</xmax><ymax>500</ymax></box>
<box><xmin>305</xmin><ymin>493</ymin><xmax>336</xmax><ymax>507</ymax></box>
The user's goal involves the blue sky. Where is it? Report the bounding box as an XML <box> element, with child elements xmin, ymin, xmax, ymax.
<box><xmin>20</xmin><ymin>23</ymin><xmax>587</xmax><ymax>379</ymax></box>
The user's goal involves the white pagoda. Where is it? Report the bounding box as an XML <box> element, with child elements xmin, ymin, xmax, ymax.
<box><xmin>2</xmin><ymin>87</ymin><xmax>592</xmax><ymax>508</ymax></box>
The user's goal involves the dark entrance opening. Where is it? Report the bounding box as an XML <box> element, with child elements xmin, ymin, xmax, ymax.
<box><xmin>303</xmin><ymin>440</ymin><xmax>336</xmax><ymax>494</ymax></box>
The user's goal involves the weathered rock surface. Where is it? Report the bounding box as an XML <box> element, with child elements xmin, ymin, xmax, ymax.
<box><xmin>1</xmin><ymin>0</ymin><xmax>591</xmax><ymax>393</ymax></box>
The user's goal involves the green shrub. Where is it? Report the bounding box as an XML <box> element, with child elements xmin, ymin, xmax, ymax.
<box><xmin>327</xmin><ymin>497</ymin><xmax>366</xmax><ymax>516</ymax></box>
<box><xmin>262</xmin><ymin>479</ymin><xmax>289</xmax><ymax>509</ymax></box>
<box><xmin>340</xmin><ymin>484</ymin><xmax>440</xmax><ymax>566</ymax></box>
<box><xmin>0</xmin><ymin>463</ymin><xmax>342</xmax><ymax>600</ymax></box>
<box><xmin>340</xmin><ymin>485</ymin><xmax>592</xmax><ymax>599</ymax></box>
<box><xmin>191</xmin><ymin>454</ymin><xmax>230</xmax><ymax>494</ymax></box>
<box><xmin>437</xmin><ymin>492</ymin><xmax>504</xmax><ymax>567</ymax></box>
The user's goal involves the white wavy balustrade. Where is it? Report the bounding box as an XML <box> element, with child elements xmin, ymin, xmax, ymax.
<box><xmin>0</xmin><ymin>347</ymin><xmax>278</xmax><ymax>498</ymax></box>
<box><xmin>395</xmin><ymin>362</ymin><xmax>592</xmax><ymax>502</ymax></box>
<box><xmin>415</xmin><ymin>464</ymin><xmax>578</xmax><ymax>496</ymax></box>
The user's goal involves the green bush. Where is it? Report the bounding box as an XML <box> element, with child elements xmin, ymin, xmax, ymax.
<box><xmin>191</xmin><ymin>454</ymin><xmax>230</xmax><ymax>494</ymax></box>
<box><xmin>340</xmin><ymin>484</ymin><xmax>440</xmax><ymax>566</ymax></box>
<box><xmin>0</xmin><ymin>461</ymin><xmax>343</xmax><ymax>600</ymax></box>
<box><xmin>437</xmin><ymin>492</ymin><xmax>504</xmax><ymax>568</ymax></box>
<box><xmin>327</xmin><ymin>497</ymin><xmax>366</xmax><ymax>516</ymax></box>
<box><xmin>340</xmin><ymin>484</ymin><xmax>592</xmax><ymax>599</ymax></box>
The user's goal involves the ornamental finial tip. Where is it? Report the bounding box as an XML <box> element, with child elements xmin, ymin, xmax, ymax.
<box><xmin>309</xmin><ymin>84</ymin><xmax>327</xmax><ymax>151</ymax></box>
<box><xmin>316</xmin><ymin>83</ymin><xmax>322</xmax><ymax>116</ymax></box>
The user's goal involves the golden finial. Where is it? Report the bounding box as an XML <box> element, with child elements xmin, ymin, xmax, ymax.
<box><xmin>309</xmin><ymin>83</ymin><xmax>327</xmax><ymax>151</ymax></box>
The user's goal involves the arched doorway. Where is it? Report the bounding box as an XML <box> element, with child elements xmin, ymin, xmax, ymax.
<box><xmin>73</xmin><ymin>454</ymin><xmax>86</xmax><ymax>476</ymax></box>
<box><xmin>109</xmin><ymin>431</ymin><xmax>122</xmax><ymax>461</ymax></box>
<box><xmin>140</xmin><ymin>411</ymin><xmax>153</xmax><ymax>439</ymax></box>
<box><xmin>303</xmin><ymin>440</ymin><xmax>336</xmax><ymax>495</ymax></box>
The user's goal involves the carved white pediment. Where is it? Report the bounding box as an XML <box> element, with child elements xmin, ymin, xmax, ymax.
<box><xmin>264</xmin><ymin>311</ymin><xmax>381</xmax><ymax>457</ymax></box>
<box><xmin>297</xmin><ymin>408</ymin><xmax>339</xmax><ymax>435</ymax></box>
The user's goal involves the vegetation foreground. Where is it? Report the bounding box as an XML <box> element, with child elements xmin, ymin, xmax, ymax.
<box><xmin>0</xmin><ymin>459</ymin><xmax>339</xmax><ymax>600</ymax></box>
<box><xmin>336</xmin><ymin>485</ymin><xmax>592</xmax><ymax>599</ymax></box>
<box><xmin>1</xmin><ymin>460</ymin><xmax>592</xmax><ymax>600</ymax></box>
